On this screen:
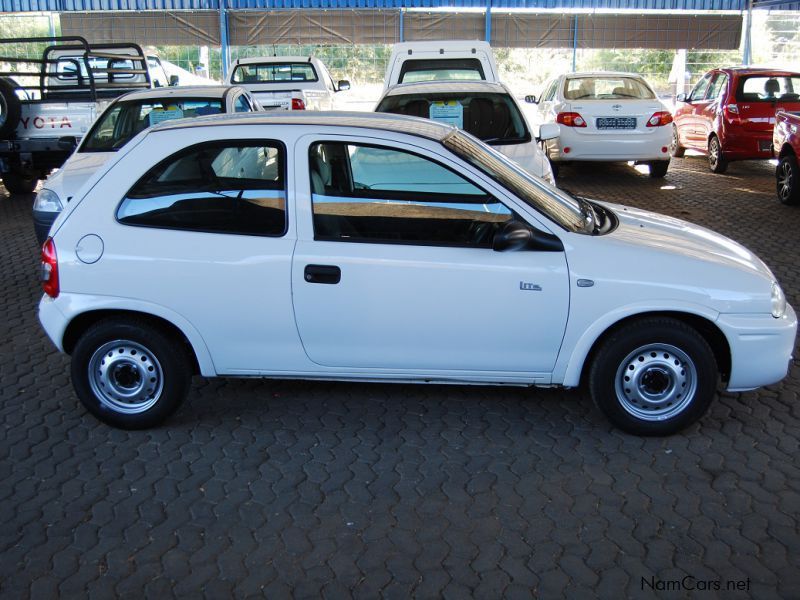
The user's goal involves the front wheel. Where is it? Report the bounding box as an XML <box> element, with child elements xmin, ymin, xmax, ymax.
<box><xmin>589</xmin><ymin>318</ymin><xmax>718</xmax><ymax>436</ymax></box>
<box><xmin>71</xmin><ymin>318</ymin><xmax>191</xmax><ymax>429</ymax></box>
<box><xmin>708</xmin><ymin>136</ymin><xmax>728</xmax><ymax>174</ymax></box>
<box><xmin>648</xmin><ymin>160</ymin><xmax>670</xmax><ymax>178</ymax></box>
<box><xmin>776</xmin><ymin>155</ymin><xmax>800</xmax><ymax>205</ymax></box>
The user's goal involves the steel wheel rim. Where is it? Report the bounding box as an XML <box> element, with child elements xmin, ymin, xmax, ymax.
<box><xmin>777</xmin><ymin>161</ymin><xmax>793</xmax><ymax>201</ymax></box>
<box><xmin>88</xmin><ymin>340</ymin><xmax>164</xmax><ymax>414</ymax></box>
<box><xmin>614</xmin><ymin>343</ymin><xmax>698</xmax><ymax>421</ymax></box>
<box><xmin>709</xmin><ymin>139</ymin><xmax>720</xmax><ymax>167</ymax></box>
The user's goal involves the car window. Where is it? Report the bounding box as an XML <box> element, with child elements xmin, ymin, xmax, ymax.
<box><xmin>398</xmin><ymin>59</ymin><xmax>485</xmax><ymax>84</ymax></box>
<box><xmin>736</xmin><ymin>75</ymin><xmax>800</xmax><ymax>102</ymax></box>
<box><xmin>117</xmin><ymin>141</ymin><xmax>286</xmax><ymax>236</ymax></box>
<box><xmin>563</xmin><ymin>77</ymin><xmax>654</xmax><ymax>100</ymax></box>
<box><xmin>147</xmin><ymin>57</ymin><xmax>169</xmax><ymax>88</ymax></box>
<box><xmin>707</xmin><ymin>73</ymin><xmax>728</xmax><ymax>100</ymax></box>
<box><xmin>231</xmin><ymin>62</ymin><xmax>318</xmax><ymax>84</ymax></box>
<box><xmin>234</xmin><ymin>94</ymin><xmax>252</xmax><ymax>112</ymax></box>
<box><xmin>690</xmin><ymin>73</ymin><xmax>713</xmax><ymax>101</ymax></box>
<box><xmin>376</xmin><ymin>92</ymin><xmax>530</xmax><ymax>144</ymax></box>
<box><xmin>309</xmin><ymin>142</ymin><xmax>513</xmax><ymax>247</ymax></box>
<box><xmin>544</xmin><ymin>80</ymin><xmax>558</xmax><ymax>101</ymax></box>
<box><xmin>81</xmin><ymin>98</ymin><xmax>224</xmax><ymax>152</ymax></box>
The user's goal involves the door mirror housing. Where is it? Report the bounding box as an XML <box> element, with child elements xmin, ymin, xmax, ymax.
<box><xmin>524</xmin><ymin>94</ymin><xmax>538</xmax><ymax>104</ymax></box>
<box><xmin>493</xmin><ymin>220</ymin><xmax>563</xmax><ymax>253</ymax></box>
<box><xmin>337</xmin><ymin>80</ymin><xmax>351</xmax><ymax>92</ymax></box>
<box><xmin>169</xmin><ymin>74</ymin><xmax>180</xmax><ymax>86</ymax></box>
<box><xmin>676</xmin><ymin>92</ymin><xmax>688</xmax><ymax>103</ymax></box>
<box><xmin>537</xmin><ymin>123</ymin><xmax>560</xmax><ymax>142</ymax></box>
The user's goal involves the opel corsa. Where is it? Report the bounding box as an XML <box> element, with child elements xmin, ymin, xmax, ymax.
<box><xmin>38</xmin><ymin>112</ymin><xmax>797</xmax><ymax>435</ymax></box>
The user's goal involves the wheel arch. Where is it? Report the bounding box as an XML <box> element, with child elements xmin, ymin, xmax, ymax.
<box><xmin>778</xmin><ymin>143</ymin><xmax>795</xmax><ymax>160</ymax></box>
<box><xmin>569</xmin><ymin>310</ymin><xmax>731</xmax><ymax>389</ymax></box>
<box><xmin>62</xmin><ymin>309</ymin><xmax>207</xmax><ymax>375</ymax></box>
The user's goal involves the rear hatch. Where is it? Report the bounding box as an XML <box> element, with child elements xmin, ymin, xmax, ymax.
<box><xmin>734</xmin><ymin>73</ymin><xmax>800</xmax><ymax>133</ymax></box>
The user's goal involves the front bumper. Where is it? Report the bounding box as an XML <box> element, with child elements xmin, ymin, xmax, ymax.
<box><xmin>719</xmin><ymin>304</ymin><xmax>797</xmax><ymax>391</ymax></box>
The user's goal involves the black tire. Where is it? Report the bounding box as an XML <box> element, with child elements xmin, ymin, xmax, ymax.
<box><xmin>2</xmin><ymin>170</ymin><xmax>38</xmax><ymax>194</ymax></box>
<box><xmin>708</xmin><ymin>135</ymin><xmax>728</xmax><ymax>174</ymax></box>
<box><xmin>588</xmin><ymin>317</ymin><xmax>718</xmax><ymax>436</ymax></box>
<box><xmin>550</xmin><ymin>159</ymin><xmax>560</xmax><ymax>179</ymax></box>
<box><xmin>776</xmin><ymin>155</ymin><xmax>800</xmax><ymax>206</ymax></box>
<box><xmin>670</xmin><ymin>125</ymin><xmax>685</xmax><ymax>158</ymax></box>
<box><xmin>71</xmin><ymin>318</ymin><xmax>191</xmax><ymax>429</ymax></box>
<box><xmin>0</xmin><ymin>78</ymin><xmax>21</xmax><ymax>138</ymax></box>
<box><xmin>648</xmin><ymin>160</ymin><xmax>670</xmax><ymax>178</ymax></box>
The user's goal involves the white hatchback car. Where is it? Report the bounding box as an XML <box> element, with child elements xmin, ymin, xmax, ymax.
<box><xmin>375</xmin><ymin>81</ymin><xmax>559</xmax><ymax>184</ymax></box>
<box><xmin>529</xmin><ymin>72</ymin><xmax>673</xmax><ymax>177</ymax></box>
<box><xmin>39</xmin><ymin>113</ymin><xmax>796</xmax><ymax>435</ymax></box>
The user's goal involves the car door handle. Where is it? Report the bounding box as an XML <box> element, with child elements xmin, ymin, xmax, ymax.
<box><xmin>304</xmin><ymin>264</ymin><xmax>341</xmax><ymax>284</ymax></box>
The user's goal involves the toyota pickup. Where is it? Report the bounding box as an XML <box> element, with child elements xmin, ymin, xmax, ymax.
<box><xmin>0</xmin><ymin>36</ymin><xmax>172</xmax><ymax>193</ymax></box>
<box><xmin>774</xmin><ymin>109</ymin><xmax>800</xmax><ymax>205</ymax></box>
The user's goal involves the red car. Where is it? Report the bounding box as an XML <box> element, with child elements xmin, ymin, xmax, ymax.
<box><xmin>671</xmin><ymin>67</ymin><xmax>800</xmax><ymax>173</ymax></box>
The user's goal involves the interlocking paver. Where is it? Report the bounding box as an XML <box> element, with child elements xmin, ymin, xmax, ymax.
<box><xmin>1</xmin><ymin>156</ymin><xmax>799</xmax><ymax>597</ymax></box>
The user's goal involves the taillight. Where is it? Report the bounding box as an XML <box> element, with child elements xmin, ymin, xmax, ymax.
<box><xmin>646</xmin><ymin>111</ymin><xmax>673</xmax><ymax>127</ymax></box>
<box><xmin>556</xmin><ymin>112</ymin><xmax>586</xmax><ymax>128</ymax></box>
<box><xmin>291</xmin><ymin>98</ymin><xmax>306</xmax><ymax>110</ymax></box>
<box><xmin>724</xmin><ymin>104</ymin><xmax>740</xmax><ymax>121</ymax></box>
<box><xmin>41</xmin><ymin>237</ymin><xmax>59</xmax><ymax>298</ymax></box>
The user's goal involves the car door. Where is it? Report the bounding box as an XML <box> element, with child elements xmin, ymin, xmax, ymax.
<box><xmin>291</xmin><ymin>134</ymin><xmax>570</xmax><ymax>375</ymax></box>
<box><xmin>698</xmin><ymin>72</ymin><xmax>728</xmax><ymax>141</ymax></box>
<box><xmin>683</xmin><ymin>72</ymin><xmax>714</xmax><ymax>148</ymax></box>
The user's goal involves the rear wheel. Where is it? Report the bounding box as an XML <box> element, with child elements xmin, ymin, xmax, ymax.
<box><xmin>71</xmin><ymin>318</ymin><xmax>191</xmax><ymax>429</ymax></box>
<box><xmin>589</xmin><ymin>317</ymin><xmax>718</xmax><ymax>436</ymax></box>
<box><xmin>669</xmin><ymin>125</ymin><xmax>685</xmax><ymax>158</ymax></box>
<box><xmin>776</xmin><ymin>155</ymin><xmax>800</xmax><ymax>205</ymax></box>
<box><xmin>2</xmin><ymin>170</ymin><xmax>38</xmax><ymax>194</ymax></box>
<box><xmin>648</xmin><ymin>160</ymin><xmax>670</xmax><ymax>178</ymax></box>
<box><xmin>708</xmin><ymin>136</ymin><xmax>728</xmax><ymax>174</ymax></box>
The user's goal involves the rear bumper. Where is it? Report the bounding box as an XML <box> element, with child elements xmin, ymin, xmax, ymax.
<box><xmin>548</xmin><ymin>126</ymin><xmax>672</xmax><ymax>162</ymax></box>
<box><xmin>719</xmin><ymin>304</ymin><xmax>797</xmax><ymax>391</ymax></box>
<box><xmin>720</xmin><ymin>130</ymin><xmax>774</xmax><ymax>161</ymax></box>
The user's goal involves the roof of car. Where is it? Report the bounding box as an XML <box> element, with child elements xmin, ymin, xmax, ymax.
<box><xmin>150</xmin><ymin>110</ymin><xmax>456</xmax><ymax>141</ymax></box>
<box><xmin>718</xmin><ymin>66</ymin><xmax>800</xmax><ymax>75</ymax></box>
<box><xmin>234</xmin><ymin>56</ymin><xmax>318</xmax><ymax>66</ymax></box>
<box><xmin>383</xmin><ymin>80</ymin><xmax>509</xmax><ymax>97</ymax></box>
<box><xmin>115</xmin><ymin>85</ymin><xmax>238</xmax><ymax>101</ymax></box>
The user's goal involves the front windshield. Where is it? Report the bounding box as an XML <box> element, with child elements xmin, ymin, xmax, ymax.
<box><xmin>442</xmin><ymin>130</ymin><xmax>591</xmax><ymax>234</ymax></box>
<box><xmin>377</xmin><ymin>92</ymin><xmax>529</xmax><ymax>145</ymax></box>
<box><xmin>81</xmin><ymin>98</ymin><xmax>224</xmax><ymax>152</ymax></box>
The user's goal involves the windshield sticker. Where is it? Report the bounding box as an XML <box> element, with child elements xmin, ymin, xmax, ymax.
<box><xmin>429</xmin><ymin>101</ymin><xmax>463</xmax><ymax>129</ymax></box>
<box><xmin>149</xmin><ymin>108</ymin><xmax>185</xmax><ymax>126</ymax></box>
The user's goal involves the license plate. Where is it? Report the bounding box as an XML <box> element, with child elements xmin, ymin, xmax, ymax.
<box><xmin>596</xmin><ymin>117</ymin><xmax>636</xmax><ymax>130</ymax></box>
<box><xmin>758</xmin><ymin>140</ymin><xmax>772</xmax><ymax>152</ymax></box>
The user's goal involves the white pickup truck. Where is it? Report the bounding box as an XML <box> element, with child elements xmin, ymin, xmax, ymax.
<box><xmin>0</xmin><ymin>36</ymin><xmax>174</xmax><ymax>193</ymax></box>
<box><xmin>225</xmin><ymin>56</ymin><xmax>350</xmax><ymax>111</ymax></box>
<box><xmin>383</xmin><ymin>41</ymin><xmax>500</xmax><ymax>89</ymax></box>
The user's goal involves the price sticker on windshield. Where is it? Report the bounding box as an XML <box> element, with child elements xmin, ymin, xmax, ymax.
<box><xmin>149</xmin><ymin>108</ymin><xmax>185</xmax><ymax>126</ymax></box>
<box><xmin>429</xmin><ymin>101</ymin><xmax>463</xmax><ymax>129</ymax></box>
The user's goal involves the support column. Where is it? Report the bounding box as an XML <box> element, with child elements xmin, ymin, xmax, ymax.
<box><xmin>742</xmin><ymin>0</ymin><xmax>753</xmax><ymax>66</ymax></box>
<box><xmin>399</xmin><ymin>8</ymin><xmax>404</xmax><ymax>43</ymax></box>
<box><xmin>220</xmin><ymin>3</ymin><xmax>230</xmax><ymax>80</ymax></box>
<box><xmin>485</xmin><ymin>0</ymin><xmax>491</xmax><ymax>44</ymax></box>
<box><xmin>571</xmin><ymin>14</ymin><xmax>578</xmax><ymax>72</ymax></box>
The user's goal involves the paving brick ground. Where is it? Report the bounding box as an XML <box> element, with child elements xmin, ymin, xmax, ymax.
<box><xmin>1</xmin><ymin>154</ymin><xmax>798</xmax><ymax>598</ymax></box>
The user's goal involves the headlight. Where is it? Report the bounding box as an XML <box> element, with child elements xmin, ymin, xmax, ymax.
<box><xmin>33</xmin><ymin>188</ymin><xmax>63</xmax><ymax>213</ymax></box>
<box><xmin>771</xmin><ymin>282</ymin><xmax>786</xmax><ymax>318</ymax></box>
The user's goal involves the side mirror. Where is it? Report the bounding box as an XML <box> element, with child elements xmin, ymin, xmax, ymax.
<box><xmin>524</xmin><ymin>95</ymin><xmax>538</xmax><ymax>104</ymax></box>
<box><xmin>169</xmin><ymin>75</ymin><xmax>180</xmax><ymax>86</ymax></box>
<box><xmin>337</xmin><ymin>80</ymin><xmax>351</xmax><ymax>92</ymax></box>
<box><xmin>676</xmin><ymin>93</ymin><xmax>688</xmax><ymax>102</ymax></box>
<box><xmin>493</xmin><ymin>220</ymin><xmax>564</xmax><ymax>253</ymax></box>
<box><xmin>537</xmin><ymin>123</ymin><xmax>560</xmax><ymax>141</ymax></box>
<box><xmin>58</xmin><ymin>136</ymin><xmax>78</xmax><ymax>150</ymax></box>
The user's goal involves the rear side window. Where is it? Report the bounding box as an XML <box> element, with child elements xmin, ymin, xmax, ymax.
<box><xmin>117</xmin><ymin>141</ymin><xmax>286</xmax><ymax>236</ymax></box>
<box><xmin>707</xmin><ymin>73</ymin><xmax>728</xmax><ymax>100</ymax></box>
<box><xmin>309</xmin><ymin>142</ymin><xmax>513</xmax><ymax>247</ymax></box>
<box><xmin>736</xmin><ymin>75</ymin><xmax>800</xmax><ymax>102</ymax></box>
<box><xmin>398</xmin><ymin>59</ymin><xmax>485</xmax><ymax>84</ymax></box>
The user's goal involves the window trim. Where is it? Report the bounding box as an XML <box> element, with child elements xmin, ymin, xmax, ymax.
<box><xmin>116</xmin><ymin>138</ymin><xmax>288</xmax><ymax>238</ymax></box>
<box><xmin>308</xmin><ymin>139</ymin><xmax>517</xmax><ymax>248</ymax></box>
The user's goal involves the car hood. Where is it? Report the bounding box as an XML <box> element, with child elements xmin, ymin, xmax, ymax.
<box><xmin>43</xmin><ymin>151</ymin><xmax>114</xmax><ymax>203</ymax></box>
<box><xmin>570</xmin><ymin>201</ymin><xmax>778</xmax><ymax>314</ymax></box>
<box><xmin>495</xmin><ymin>142</ymin><xmax>552</xmax><ymax>181</ymax></box>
